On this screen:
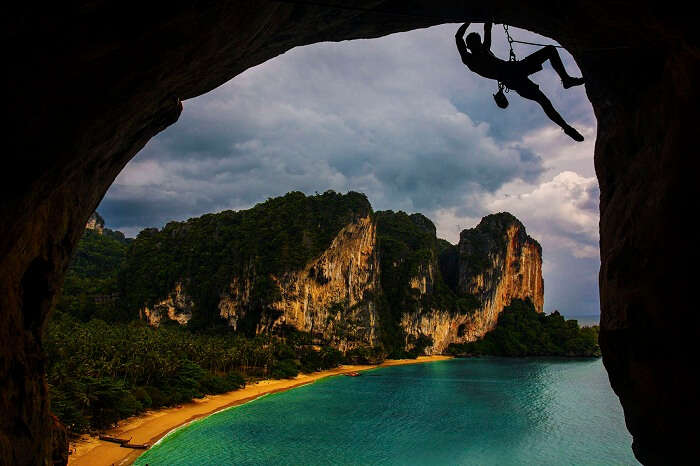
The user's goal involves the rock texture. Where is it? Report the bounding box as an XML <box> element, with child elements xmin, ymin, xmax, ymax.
<box><xmin>457</xmin><ymin>213</ymin><xmax>544</xmax><ymax>339</ymax></box>
<box><xmin>84</xmin><ymin>212</ymin><xmax>104</xmax><ymax>235</ymax></box>
<box><xmin>139</xmin><ymin>209</ymin><xmax>541</xmax><ymax>357</ymax></box>
<box><xmin>2</xmin><ymin>1</ymin><xmax>697</xmax><ymax>464</ymax></box>
<box><xmin>269</xmin><ymin>215</ymin><xmax>380</xmax><ymax>351</ymax></box>
<box><xmin>140</xmin><ymin>282</ymin><xmax>193</xmax><ymax>327</ymax></box>
<box><xmin>401</xmin><ymin>309</ymin><xmax>472</xmax><ymax>354</ymax></box>
<box><xmin>397</xmin><ymin>246</ymin><xmax>467</xmax><ymax>355</ymax></box>
<box><xmin>213</xmin><ymin>215</ymin><xmax>380</xmax><ymax>350</ymax></box>
<box><xmin>400</xmin><ymin>213</ymin><xmax>543</xmax><ymax>353</ymax></box>
<box><xmin>218</xmin><ymin>275</ymin><xmax>255</xmax><ymax>332</ymax></box>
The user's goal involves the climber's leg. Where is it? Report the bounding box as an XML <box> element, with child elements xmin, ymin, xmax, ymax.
<box><xmin>521</xmin><ymin>45</ymin><xmax>584</xmax><ymax>88</ymax></box>
<box><xmin>514</xmin><ymin>80</ymin><xmax>584</xmax><ymax>141</ymax></box>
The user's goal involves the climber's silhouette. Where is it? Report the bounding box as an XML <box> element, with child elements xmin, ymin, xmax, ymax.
<box><xmin>456</xmin><ymin>22</ymin><xmax>585</xmax><ymax>142</ymax></box>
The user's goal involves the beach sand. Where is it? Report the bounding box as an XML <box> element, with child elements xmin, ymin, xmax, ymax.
<box><xmin>68</xmin><ymin>355</ymin><xmax>452</xmax><ymax>466</ymax></box>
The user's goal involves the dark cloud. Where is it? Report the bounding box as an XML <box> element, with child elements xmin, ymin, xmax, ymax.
<box><xmin>99</xmin><ymin>24</ymin><xmax>599</xmax><ymax>316</ymax></box>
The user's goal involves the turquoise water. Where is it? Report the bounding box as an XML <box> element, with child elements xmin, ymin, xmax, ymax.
<box><xmin>135</xmin><ymin>358</ymin><xmax>638</xmax><ymax>465</ymax></box>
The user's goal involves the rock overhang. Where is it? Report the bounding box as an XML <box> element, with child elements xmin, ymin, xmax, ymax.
<box><xmin>2</xmin><ymin>2</ymin><xmax>698</xmax><ymax>465</ymax></box>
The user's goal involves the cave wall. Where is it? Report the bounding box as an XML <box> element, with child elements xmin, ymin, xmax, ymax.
<box><xmin>2</xmin><ymin>1</ymin><xmax>697</xmax><ymax>464</ymax></box>
<box><xmin>593</xmin><ymin>42</ymin><xmax>700</xmax><ymax>465</ymax></box>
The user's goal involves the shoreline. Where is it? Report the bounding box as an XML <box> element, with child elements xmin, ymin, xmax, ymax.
<box><xmin>67</xmin><ymin>355</ymin><xmax>452</xmax><ymax>466</ymax></box>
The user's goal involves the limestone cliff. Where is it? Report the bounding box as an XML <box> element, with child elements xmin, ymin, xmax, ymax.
<box><xmin>401</xmin><ymin>309</ymin><xmax>473</xmax><ymax>354</ymax></box>
<box><xmin>393</xmin><ymin>244</ymin><xmax>471</xmax><ymax>355</ymax></box>
<box><xmin>136</xmin><ymin>207</ymin><xmax>542</xmax><ymax>357</ymax></box>
<box><xmin>457</xmin><ymin>213</ymin><xmax>544</xmax><ymax>339</ymax></box>
<box><xmin>218</xmin><ymin>272</ymin><xmax>254</xmax><ymax>332</ymax></box>
<box><xmin>85</xmin><ymin>212</ymin><xmax>104</xmax><ymax>235</ymax></box>
<box><xmin>381</xmin><ymin>212</ymin><xmax>543</xmax><ymax>355</ymax></box>
<box><xmin>268</xmin><ymin>215</ymin><xmax>379</xmax><ymax>351</ymax></box>
<box><xmin>140</xmin><ymin>282</ymin><xmax>193</xmax><ymax>327</ymax></box>
<box><xmin>216</xmin><ymin>215</ymin><xmax>380</xmax><ymax>351</ymax></box>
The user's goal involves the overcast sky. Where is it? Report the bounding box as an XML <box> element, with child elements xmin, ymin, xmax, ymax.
<box><xmin>98</xmin><ymin>24</ymin><xmax>599</xmax><ymax>317</ymax></box>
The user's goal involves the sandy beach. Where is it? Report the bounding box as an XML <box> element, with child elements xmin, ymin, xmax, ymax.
<box><xmin>68</xmin><ymin>355</ymin><xmax>451</xmax><ymax>466</ymax></box>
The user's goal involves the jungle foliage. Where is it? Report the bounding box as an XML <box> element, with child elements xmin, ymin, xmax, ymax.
<box><xmin>375</xmin><ymin>211</ymin><xmax>479</xmax><ymax>357</ymax></box>
<box><xmin>53</xmin><ymin>229</ymin><xmax>130</xmax><ymax>322</ymax></box>
<box><xmin>46</xmin><ymin>313</ymin><xmax>343</xmax><ymax>434</ymax></box>
<box><xmin>118</xmin><ymin>190</ymin><xmax>372</xmax><ymax>330</ymax></box>
<box><xmin>446</xmin><ymin>299</ymin><xmax>600</xmax><ymax>357</ymax></box>
<box><xmin>48</xmin><ymin>192</ymin><xmax>595</xmax><ymax>436</ymax></box>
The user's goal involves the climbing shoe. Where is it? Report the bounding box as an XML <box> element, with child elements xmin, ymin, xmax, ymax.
<box><xmin>564</xmin><ymin>126</ymin><xmax>584</xmax><ymax>142</ymax></box>
<box><xmin>562</xmin><ymin>77</ymin><xmax>585</xmax><ymax>89</ymax></box>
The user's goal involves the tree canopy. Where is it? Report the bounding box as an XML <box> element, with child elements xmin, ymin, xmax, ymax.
<box><xmin>447</xmin><ymin>299</ymin><xmax>600</xmax><ymax>357</ymax></box>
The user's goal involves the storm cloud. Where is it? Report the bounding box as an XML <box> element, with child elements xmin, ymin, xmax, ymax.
<box><xmin>99</xmin><ymin>24</ymin><xmax>599</xmax><ymax>316</ymax></box>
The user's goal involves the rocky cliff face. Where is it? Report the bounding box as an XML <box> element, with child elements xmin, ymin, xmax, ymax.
<box><xmin>141</xmin><ymin>207</ymin><xmax>542</xmax><ymax>357</ymax></box>
<box><xmin>399</xmin><ymin>213</ymin><xmax>543</xmax><ymax>354</ymax></box>
<box><xmin>400</xmin><ymin>309</ymin><xmax>473</xmax><ymax>354</ymax></box>
<box><xmin>85</xmin><ymin>212</ymin><xmax>104</xmax><ymax>235</ymax></box>
<box><xmin>457</xmin><ymin>213</ymin><xmax>544</xmax><ymax>339</ymax></box>
<box><xmin>269</xmin><ymin>215</ymin><xmax>379</xmax><ymax>351</ymax></box>
<box><xmin>218</xmin><ymin>273</ymin><xmax>254</xmax><ymax>332</ymax></box>
<box><xmin>140</xmin><ymin>282</ymin><xmax>193</xmax><ymax>327</ymax></box>
<box><xmin>394</xmin><ymin>242</ymin><xmax>467</xmax><ymax>355</ymax></box>
<box><xmin>215</xmin><ymin>215</ymin><xmax>380</xmax><ymax>351</ymax></box>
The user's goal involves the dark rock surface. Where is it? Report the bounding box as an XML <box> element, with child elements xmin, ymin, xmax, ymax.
<box><xmin>2</xmin><ymin>1</ymin><xmax>697</xmax><ymax>464</ymax></box>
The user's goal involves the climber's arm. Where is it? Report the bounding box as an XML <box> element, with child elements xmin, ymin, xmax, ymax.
<box><xmin>483</xmin><ymin>22</ymin><xmax>492</xmax><ymax>51</ymax></box>
<box><xmin>456</xmin><ymin>22</ymin><xmax>470</xmax><ymax>39</ymax></box>
<box><xmin>455</xmin><ymin>23</ymin><xmax>471</xmax><ymax>64</ymax></box>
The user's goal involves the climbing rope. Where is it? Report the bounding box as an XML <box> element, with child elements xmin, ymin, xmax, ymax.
<box><xmin>271</xmin><ymin>0</ymin><xmax>629</xmax><ymax>108</ymax></box>
<box><xmin>511</xmin><ymin>39</ymin><xmax>563</xmax><ymax>48</ymax></box>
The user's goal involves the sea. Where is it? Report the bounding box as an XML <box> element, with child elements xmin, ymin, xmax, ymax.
<box><xmin>135</xmin><ymin>357</ymin><xmax>638</xmax><ymax>465</ymax></box>
<box><xmin>562</xmin><ymin>314</ymin><xmax>600</xmax><ymax>328</ymax></box>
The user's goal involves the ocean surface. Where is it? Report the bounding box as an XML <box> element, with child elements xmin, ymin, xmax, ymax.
<box><xmin>135</xmin><ymin>358</ymin><xmax>638</xmax><ymax>465</ymax></box>
<box><xmin>562</xmin><ymin>314</ymin><xmax>600</xmax><ymax>327</ymax></box>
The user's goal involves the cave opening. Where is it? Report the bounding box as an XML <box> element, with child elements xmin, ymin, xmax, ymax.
<box><xmin>2</xmin><ymin>3</ymin><xmax>698</xmax><ymax>465</ymax></box>
<box><xmin>103</xmin><ymin>24</ymin><xmax>599</xmax><ymax>317</ymax></box>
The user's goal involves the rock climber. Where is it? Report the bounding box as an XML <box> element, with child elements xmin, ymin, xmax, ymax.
<box><xmin>455</xmin><ymin>22</ymin><xmax>585</xmax><ymax>141</ymax></box>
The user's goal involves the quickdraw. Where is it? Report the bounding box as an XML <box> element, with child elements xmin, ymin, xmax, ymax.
<box><xmin>495</xmin><ymin>24</ymin><xmax>518</xmax><ymax>107</ymax></box>
<box><xmin>503</xmin><ymin>24</ymin><xmax>518</xmax><ymax>62</ymax></box>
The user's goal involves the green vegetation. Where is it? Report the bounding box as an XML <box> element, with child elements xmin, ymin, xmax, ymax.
<box><xmin>47</xmin><ymin>193</ymin><xmax>381</xmax><ymax>434</ymax></box>
<box><xmin>53</xmin><ymin>229</ymin><xmax>129</xmax><ymax>321</ymax></box>
<box><xmin>446</xmin><ymin>299</ymin><xmax>600</xmax><ymax>357</ymax></box>
<box><xmin>344</xmin><ymin>346</ymin><xmax>387</xmax><ymax>365</ymax></box>
<box><xmin>46</xmin><ymin>313</ymin><xmax>344</xmax><ymax>434</ymax></box>
<box><xmin>375</xmin><ymin>211</ymin><xmax>479</xmax><ymax>357</ymax></box>
<box><xmin>57</xmin><ymin>195</ymin><xmax>478</xmax><ymax>359</ymax></box>
<box><xmin>47</xmin><ymin>194</ymin><xmax>596</xmax><ymax>437</ymax></box>
<box><xmin>458</xmin><ymin>213</ymin><xmax>537</xmax><ymax>279</ymax></box>
<box><xmin>119</xmin><ymin>190</ymin><xmax>371</xmax><ymax>330</ymax></box>
<box><xmin>48</xmin><ymin>195</ymin><xmax>366</xmax><ymax>435</ymax></box>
